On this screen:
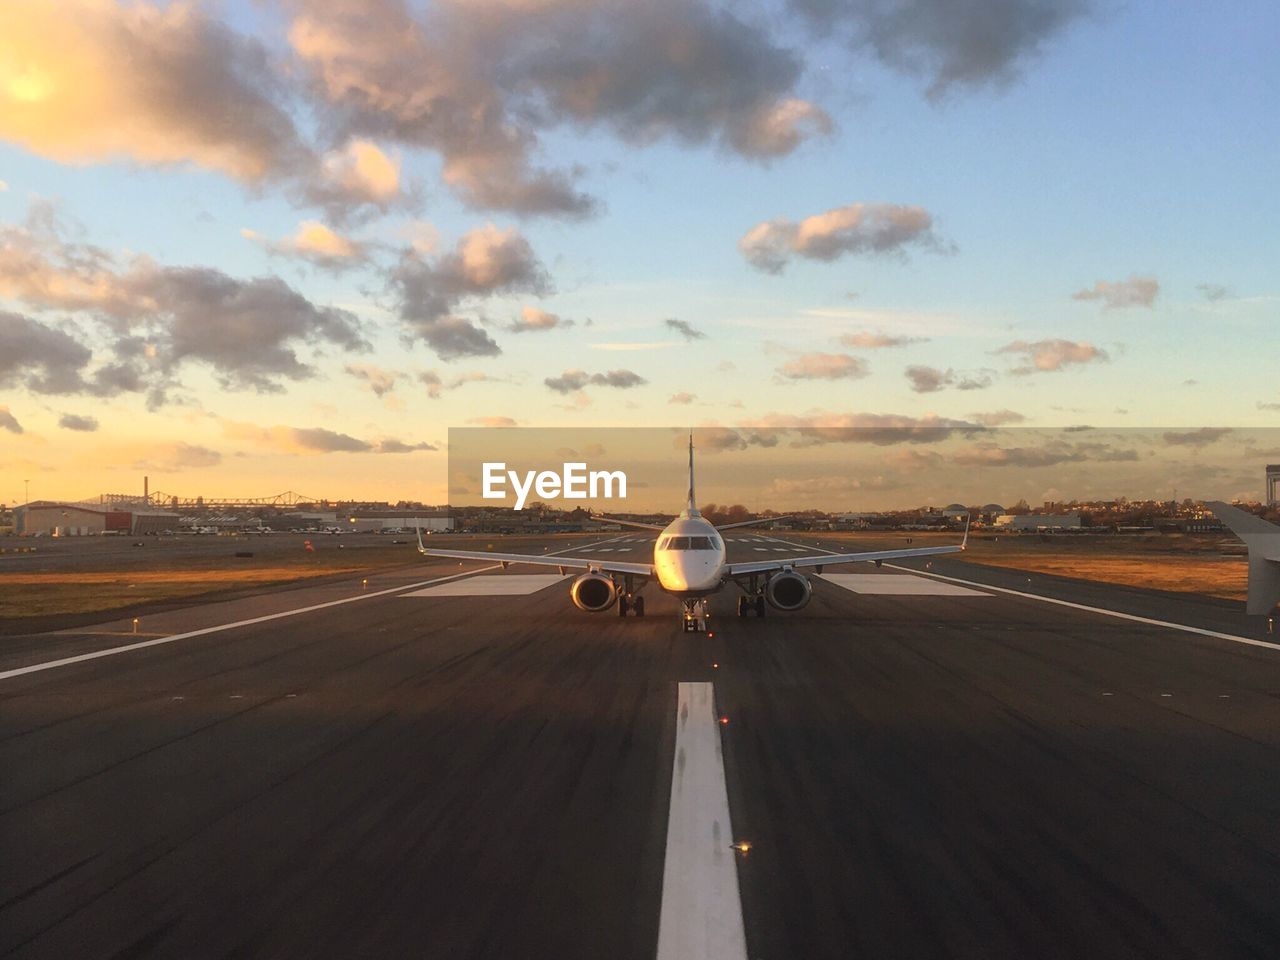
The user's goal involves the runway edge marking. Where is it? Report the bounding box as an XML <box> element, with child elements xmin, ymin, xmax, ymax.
<box><xmin>882</xmin><ymin>563</ymin><xmax>1280</xmax><ymax>652</ymax></box>
<box><xmin>655</xmin><ymin>681</ymin><xmax>748</xmax><ymax>960</ymax></box>
<box><xmin>0</xmin><ymin>534</ymin><xmax>633</xmax><ymax>683</ymax></box>
<box><xmin>0</xmin><ymin>564</ymin><xmax>501</xmax><ymax>682</ymax></box>
<box><xmin>767</xmin><ymin>534</ymin><xmax>1280</xmax><ymax>652</ymax></box>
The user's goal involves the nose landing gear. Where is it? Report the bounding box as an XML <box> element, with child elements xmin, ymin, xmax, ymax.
<box><xmin>682</xmin><ymin>597</ymin><xmax>709</xmax><ymax>632</ymax></box>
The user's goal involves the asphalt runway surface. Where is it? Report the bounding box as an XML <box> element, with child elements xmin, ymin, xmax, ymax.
<box><xmin>3</xmin><ymin>533</ymin><xmax>1280</xmax><ymax>959</ymax></box>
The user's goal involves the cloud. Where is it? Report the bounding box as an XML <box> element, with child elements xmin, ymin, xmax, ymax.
<box><xmin>371</xmin><ymin>438</ymin><xmax>438</xmax><ymax>454</ymax></box>
<box><xmin>952</xmin><ymin>440</ymin><xmax>1139</xmax><ymax>468</ymax></box>
<box><xmin>345</xmin><ymin>363</ymin><xmax>400</xmax><ymax>397</ymax></box>
<box><xmin>58</xmin><ymin>412</ymin><xmax>99</xmax><ymax>432</ymax></box>
<box><xmin>225</xmin><ymin>420</ymin><xmax>435</xmax><ymax>454</ymax></box>
<box><xmin>839</xmin><ymin>331</ymin><xmax>926</xmax><ymax>349</ymax></box>
<box><xmin>245</xmin><ymin>221</ymin><xmax>365</xmax><ymax>268</ymax></box>
<box><xmin>968</xmin><ymin>409</ymin><xmax>1027</xmax><ymax>426</ymax></box>
<box><xmin>131</xmin><ymin>442</ymin><xmax>223</xmax><ymax>472</ymax></box>
<box><xmin>0</xmin><ymin>406</ymin><xmax>22</xmax><ymax>434</ymax></box>
<box><xmin>1161</xmin><ymin>427</ymin><xmax>1232</xmax><ymax>448</ymax></box>
<box><xmin>1071</xmin><ymin>275</ymin><xmax>1159</xmax><ymax>309</ymax></box>
<box><xmin>544</xmin><ymin>368</ymin><xmax>648</xmax><ymax>394</ymax></box>
<box><xmin>789</xmin><ymin>0</ymin><xmax>1091</xmax><ymax>100</ymax></box>
<box><xmin>0</xmin><ymin>205</ymin><xmax>368</xmax><ymax>399</ymax></box>
<box><xmin>995</xmin><ymin>339</ymin><xmax>1109</xmax><ymax>374</ymax></box>
<box><xmin>305</xmin><ymin>139</ymin><xmax>407</xmax><ymax>217</ymax></box>
<box><xmin>0</xmin><ymin>311</ymin><xmax>95</xmax><ymax>395</ymax></box>
<box><xmin>1196</xmin><ymin>283</ymin><xmax>1233</xmax><ymax>302</ymax></box>
<box><xmin>418</xmin><ymin>369</ymin><xmax>506</xmax><ymax>399</ymax></box>
<box><xmin>740</xmin><ymin>203</ymin><xmax>944</xmax><ymax>273</ymax></box>
<box><xmin>467</xmin><ymin>416</ymin><xmax>519</xmax><ymax>427</ymax></box>
<box><xmin>775</xmin><ymin>352</ymin><xmax>869</xmax><ymax>381</ymax></box>
<box><xmin>285</xmin><ymin>0</ymin><xmax>827</xmax><ymax>215</ymax></box>
<box><xmin>739</xmin><ymin>411</ymin><xmax>980</xmax><ymax>446</ymax></box>
<box><xmin>0</xmin><ymin>0</ymin><xmax>309</xmax><ymax>182</ymax></box>
<box><xmin>509</xmin><ymin>306</ymin><xmax>571</xmax><ymax>333</ymax></box>
<box><xmin>394</xmin><ymin>223</ymin><xmax>550</xmax><ymax>360</ymax></box>
<box><xmin>905</xmin><ymin>365</ymin><xmax>992</xmax><ymax>392</ymax></box>
<box><xmin>669</xmin><ymin>392</ymin><xmax>696</xmax><ymax>404</ymax></box>
<box><xmin>665</xmin><ymin>318</ymin><xmax>706</xmax><ymax>341</ymax></box>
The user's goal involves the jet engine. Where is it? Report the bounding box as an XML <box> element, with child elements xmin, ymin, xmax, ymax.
<box><xmin>570</xmin><ymin>572</ymin><xmax>618</xmax><ymax>612</ymax></box>
<box><xmin>765</xmin><ymin>570</ymin><xmax>812</xmax><ymax>611</ymax></box>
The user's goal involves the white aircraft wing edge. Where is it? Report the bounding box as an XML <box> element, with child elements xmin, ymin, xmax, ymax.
<box><xmin>419</xmin><ymin>546</ymin><xmax>654</xmax><ymax>577</ymax></box>
<box><xmin>726</xmin><ymin>543</ymin><xmax>964</xmax><ymax>577</ymax></box>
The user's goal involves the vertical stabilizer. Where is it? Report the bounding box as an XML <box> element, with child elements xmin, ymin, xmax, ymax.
<box><xmin>1208</xmin><ymin>502</ymin><xmax>1280</xmax><ymax>615</ymax></box>
<box><xmin>685</xmin><ymin>431</ymin><xmax>700</xmax><ymax>517</ymax></box>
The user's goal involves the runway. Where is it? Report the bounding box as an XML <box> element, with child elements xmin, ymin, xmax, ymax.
<box><xmin>3</xmin><ymin>534</ymin><xmax>1280</xmax><ymax>958</ymax></box>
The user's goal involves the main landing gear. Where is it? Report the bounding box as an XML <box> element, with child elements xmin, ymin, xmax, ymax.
<box><xmin>618</xmin><ymin>594</ymin><xmax>646</xmax><ymax>617</ymax></box>
<box><xmin>681</xmin><ymin>597</ymin><xmax>710</xmax><ymax>633</ymax></box>
<box><xmin>736</xmin><ymin>594</ymin><xmax>766</xmax><ymax>618</ymax></box>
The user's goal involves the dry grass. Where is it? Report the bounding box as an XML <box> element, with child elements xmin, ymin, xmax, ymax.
<box><xmin>794</xmin><ymin>531</ymin><xmax>1249</xmax><ymax>600</ymax></box>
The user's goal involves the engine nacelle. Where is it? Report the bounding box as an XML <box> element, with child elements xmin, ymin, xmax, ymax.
<box><xmin>765</xmin><ymin>570</ymin><xmax>811</xmax><ymax>611</ymax></box>
<box><xmin>570</xmin><ymin>572</ymin><xmax>618</xmax><ymax>612</ymax></box>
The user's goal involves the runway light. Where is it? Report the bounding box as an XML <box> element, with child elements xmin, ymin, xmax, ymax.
<box><xmin>132</xmin><ymin>617</ymin><xmax>139</xmax><ymax>633</ymax></box>
<box><xmin>707</xmin><ymin>632</ymin><xmax>715</xmax><ymax>638</ymax></box>
<box><xmin>731</xmin><ymin>841</ymin><xmax>752</xmax><ymax>856</ymax></box>
<box><xmin>712</xmin><ymin>662</ymin><xmax>719</xmax><ymax>669</ymax></box>
<box><xmin>362</xmin><ymin>578</ymin><xmax>368</xmax><ymax>589</ymax></box>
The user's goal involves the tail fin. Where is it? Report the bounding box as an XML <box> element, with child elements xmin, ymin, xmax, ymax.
<box><xmin>1208</xmin><ymin>502</ymin><xmax>1280</xmax><ymax>615</ymax></box>
<box><xmin>415</xmin><ymin>519</ymin><xmax>427</xmax><ymax>556</ymax></box>
<box><xmin>685</xmin><ymin>430</ymin><xmax>700</xmax><ymax>517</ymax></box>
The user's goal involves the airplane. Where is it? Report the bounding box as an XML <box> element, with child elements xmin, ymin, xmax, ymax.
<box><xmin>417</xmin><ymin>434</ymin><xmax>969</xmax><ymax>631</ymax></box>
<box><xmin>1207</xmin><ymin>501</ymin><xmax>1280</xmax><ymax>617</ymax></box>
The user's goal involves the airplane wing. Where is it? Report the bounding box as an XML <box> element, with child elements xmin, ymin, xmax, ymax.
<box><xmin>416</xmin><ymin>527</ymin><xmax>653</xmax><ymax>576</ymax></box>
<box><xmin>589</xmin><ymin>515</ymin><xmax>668</xmax><ymax>531</ymax></box>
<box><xmin>715</xmin><ymin>516</ymin><xmax>793</xmax><ymax>530</ymax></box>
<box><xmin>727</xmin><ymin>542</ymin><xmax>964</xmax><ymax>576</ymax></box>
<box><xmin>1207</xmin><ymin>501</ymin><xmax>1280</xmax><ymax>615</ymax></box>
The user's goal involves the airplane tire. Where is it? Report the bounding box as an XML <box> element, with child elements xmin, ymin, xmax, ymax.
<box><xmin>634</xmin><ymin>596</ymin><xmax>645</xmax><ymax>617</ymax></box>
<box><xmin>755</xmin><ymin>595</ymin><xmax>766</xmax><ymax>618</ymax></box>
<box><xmin>737</xmin><ymin>596</ymin><xmax>749</xmax><ymax>617</ymax></box>
<box><xmin>618</xmin><ymin>596</ymin><xmax>630</xmax><ymax>617</ymax></box>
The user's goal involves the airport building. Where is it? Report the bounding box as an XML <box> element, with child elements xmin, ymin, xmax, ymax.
<box><xmin>345</xmin><ymin>510</ymin><xmax>454</xmax><ymax>533</ymax></box>
<box><xmin>1268</xmin><ymin>464</ymin><xmax>1279</xmax><ymax>507</ymax></box>
<box><xmin>15</xmin><ymin>501</ymin><xmax>179</xmax><ymax>537</ymax></box>
<box><xmin>994</xmin><ymin>513</ymin><xmax>1084</xmax><ymax>532</ymax></box>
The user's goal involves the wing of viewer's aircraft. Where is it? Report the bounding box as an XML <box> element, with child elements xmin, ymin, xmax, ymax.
<box><xmin>1207</xmin><ymin>501</ymin><xmax>1280</xmax><ymax>615</ymax></box>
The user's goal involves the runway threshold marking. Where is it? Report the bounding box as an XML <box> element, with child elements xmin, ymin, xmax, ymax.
<box><xmin>402</xmin><ymin>574</ymin><xmax>566</xmax><ymax>597</ymax></box>
<box><xmin>0</xmin><ymin>535</ymin><xmax>632</xmax><ymax>683</ymax></box>
<box><xmin>882</xmin><ymin>563</ymin><xmax>1280</xmax><ymax>653</ymax></box>
<box><xmin>656</xmin><ymin>681</ymin><xmax>748</xmax><ymax>960</ymax></box>
<box><xmin>819</xmin><ymin>573</ymin><xmax>988</xmax><ymax>596</ymax></box>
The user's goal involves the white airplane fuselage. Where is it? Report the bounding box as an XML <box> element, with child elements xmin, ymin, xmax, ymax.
<box><xmin>651</xmin><ymin>513</ymin><xmax>727</xmax><ymax>595</ymax></box>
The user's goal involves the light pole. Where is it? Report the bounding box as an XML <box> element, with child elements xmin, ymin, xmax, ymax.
<box><xmin>24</xmin><ymin>479</ymin><xmax>29</xmax><ymax>506</ymax></box>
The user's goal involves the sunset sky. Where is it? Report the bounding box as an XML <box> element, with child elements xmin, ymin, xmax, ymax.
<box><xmin>1</xmin><ymin>0</ymin><xmax>1277</xmax><ymax>507</ymax></box>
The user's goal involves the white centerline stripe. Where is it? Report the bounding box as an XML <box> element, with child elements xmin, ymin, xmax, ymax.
<box><xmin>656</xmin><ymin>681</ymin><xmax>748</xmax><ymax>960</ymax></box>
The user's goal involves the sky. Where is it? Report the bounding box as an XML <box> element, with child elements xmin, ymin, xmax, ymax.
<box><xmin>1</xmin><ymin>0</ymin><xmax>1277</xmax><ymax>508</ymax></box>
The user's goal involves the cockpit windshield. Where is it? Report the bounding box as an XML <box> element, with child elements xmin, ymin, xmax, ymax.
<box><xmin>659</xmin><ymin>535</ymin><xmax>720</xmax><ymax>551</ymax></box>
